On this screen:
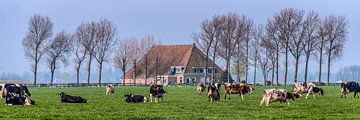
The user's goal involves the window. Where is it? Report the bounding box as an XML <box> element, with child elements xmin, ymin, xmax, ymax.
<box><xmin>192</xmin><ymin>67</ymin><xmax>204</xmax><ymax>74</ymax></box>
<box><xmin>179</xmin><ymin>77</ymin><xmax>183</xmax><ymax>83</ymax></box>
<box><xmin>170</xmin><ymin>67</ymin><xmax>176</xmax><ymax>75</ymax></box>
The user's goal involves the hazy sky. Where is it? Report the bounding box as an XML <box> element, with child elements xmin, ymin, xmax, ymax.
<box><xmin>0</xmin><ymin>0</ymin><xmax>359</xmax><ymax>75</ymax></box>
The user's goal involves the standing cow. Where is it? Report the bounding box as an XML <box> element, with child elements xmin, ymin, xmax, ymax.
<box><xmin>260</xmin><ymin>89</ymin><xmax>300</xmax><ymax>106</ymax></box>
<box><xmin>208</xmin><ymin>82</ymin><xmax>220</xmax><ymax>102</ymax></box>
<box><xmin>2</xmin><ymin>83</ymin><xmax>35</xmax><ymax>105</ymax></box>
<box><xmin>341</xmin><ymin>81</ymin><xmax>360</xmax><ymax>98</ymax></box>
<box><xmin>224</xmin><ymin>82</ymin><xmax>253</xmax><ymax>100</ymax></box>
<box><xmin>292</xmin><ymin>82</ymin><xmax>323</xmax><ymax>99</ymax></box>
<box><xmin>197</xmin><ymin>82</ymin><xmax>205</xmax><ymax>95</ymax></box>
<box><xmin>106</xmin><ymin>84</ymin><xmax>115</xmax><ymax>95</ymax></box>
<box><xmin>149</xmin><ymin>84</ymin><xmax>167</xmax><ymax>103</ymax></box>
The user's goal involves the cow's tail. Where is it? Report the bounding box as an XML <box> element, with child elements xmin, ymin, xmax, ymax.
<box><xmin>319</xmin><ymin>88</ymin><xmax>324</xmax><ymax>96</ymax></box>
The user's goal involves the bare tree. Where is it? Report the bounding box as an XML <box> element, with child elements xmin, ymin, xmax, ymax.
<box><xmin>266</xmin><ymin>20</ymin><xmax>281</xmax><ymax>86</ymax></box>
<box><xmin>324</xmin><ymin>15</ymin><xmax>348</xmax><ymax>85</ymax></box>
<box><xmin>193</xmin><ymin>19</ymin><xmax>217</xmax><ymax>84</ymax></box>
<box><xmin>255</xmin><ymin>25</ymin><xmax>271</xmax><ymax>85</ymax></box>
<box><xmin>273</xmin><ymin>8</ymin><xmax>304</xmax><ymax>85</ymax></box>
<box><xmin>76</xmin><ymin>22</ymin><xmax>97</xmax><ymax>86</ymax></box>
<box><xmin>287</xmin><ymin>10</ymin><xmax>306</xmax><ymax>83</ymax></box>
<box><xmin>94</xmin><ymin>19</ymin><xmax>117</xmax><ymax>87</ymax></box>
<box><xmin>303</xmin><ymin>11</ymin><xmax>320</xmax><ymax>83</ymax></box>
<box><xmin>216</xmin><ymin>13</ymin><xmax>245</xmax><ymax>83</ymax></box>
<box><xmin>114</xmin><ymin>38</ymin><xmax>136</xmax><ymax>85</ymax></box>
<box><xmin>22</xmin><ymin>14</ymin><xmax>53</xmax><ymax>85</ymax></box>
<box><xmin>139</xmin><ymin>35</ymin><xmax>156</xmax><ymax>85</ymax></box>
<box><xmin>250</xmin><ymin>28</ymin><xmax>260</xmax><ymax>85</ymax></box>
<box><xmin>46</xmin><ymin>31</ymin><xmax>71</xmax><ymax>86</ymax></box>
<box><xmin>72</xmin><ymin>29</ymin><xmax>87</xmax><ymax>86</ymax></box>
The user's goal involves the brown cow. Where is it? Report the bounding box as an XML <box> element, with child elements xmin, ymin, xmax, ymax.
<box><xmin>197</xmin><ymin>82</ymin><xmax>205</xmax><ymax>95</ymax></box>
<box><xmin>224</xmin><ymin>82</ymin><xmax>253</xmax><ymax>100</ymax></box>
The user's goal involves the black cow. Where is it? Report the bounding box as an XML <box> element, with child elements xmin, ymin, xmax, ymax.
<box><xmin>124</xmin><ymin>93</ymin><xmax>148</xmax><ymax>103</ymax></box>
<box><xmin>59</xmin><ymin>92</ymin><xmax>87</xmax><ymax>103</ymax></box>
<box><xmin>149</xmin><ymin>84</ymin><xmax>167</xmax><ymax>103</ymax></box>
<box><xmin>341</xmin><ymin>81</ymin><xmax>360</xmax><ymax>98</ymax></box>
<box><xmin>3</xmin><ymin>83</ymin><xmax>34</xmax><ymax>105</ymax></box>
<box><xmin>208</xmin><ymin>83</ymin><xmax>220</xmax><ymax>102</ymax></box>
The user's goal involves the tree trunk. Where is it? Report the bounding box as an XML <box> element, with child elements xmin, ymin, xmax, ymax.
<box><xmin>87</xmin><ymin>55</ymin><xmax>92</xmax><ymax>86</ymax></box>
<box><xmin>294</xmin><ymin>56</ymin><xmax>299</xmax><ymax>83</ymax></box>
<box><xmin>284</xmin><ymin>46</ymin><xmax>288</xmax><ymax>86</ymax></box>
<box><xmin>246</xmin><ymin>40</ymin><xmax>249</xmax><ymax>84</ymax></box>
<box><xmin>304</xmin><ymin>53</ymin><xmax>310</xmax><ymax>83</ymax></box>
<box><xmin>133</xmin><ymin>59</ymin><xmax>136</xmax><ymax>86</ymax></box>
<box><xmin>144</xmin><ymin>56</ymin><xmax>148</xmax><ymax>85</ymax></box>
<box><xmin>253</xmin><ymin>57</ymin><xmax>257</xmax><ymax>85</ymax></box>
<box><xmin>271</xmin><ymin>63</ymin><xmax>275</xmax><ymax>86</ymax></box>
<box><xmin>236</xmin><ymin>59</ymin><xmax>240</xmax><ymax>83</ymax></box>
<box><xmin>98</xmin><ymin>62</ymin><xmax>103</xmax><ymax>87</ymax></box>
<box><xmin>76</xmin><ymin>64</ymin><xmax>81</xmax><ymax>87</ymax></box>
<box><xmin>318</xmin><ymin>46</ymin><xmax>323</xmax><ymax>84</ymax></box>
<box><xmin>34</xmin><ymin>60</ymin><xmax>38</xmax><ymax>86</ymax></box>
<box><xmin>276</xmin><ymin>46</ymin><xmax>279</xmax><ymax>86</ymax></box>
<box><xmin>122</xmin><ymin>58</ymin><xmax>126</xmax><ymax>86</ymax></box>
<box><xmin>50</xmin><ymin>68</ymin><xmax>55</xmax><ymax>87</ymax></box>
<box><xmin>327</xmin><ymin>51</ymin><xmax>331</xmax><ymax>85</ymax></box>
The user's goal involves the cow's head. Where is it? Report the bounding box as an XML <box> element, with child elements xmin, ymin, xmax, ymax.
<box><xmin>143</xmin><ymin>97</ymin><xmax>149</xmax><ymax>103</ymax></box>
<box><xmin>24</xmin><ymin>96</ymin><xmax>35</xmax><ymax>105</ymax></box>
<box><xmin>59</xmin><ymin>92</ymin><xmax>66</xmax><ymax>97</ymax></box>
<box><xmin>287</xmin><ymin>92</ymin><xmax>301</xmax><ymax>100</ymax></box>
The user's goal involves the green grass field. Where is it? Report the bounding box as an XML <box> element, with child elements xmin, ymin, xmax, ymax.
<box><xmin>1</xmin><ymin>85</ymin><xmax>360</xmax><ymax>119</ymax></box>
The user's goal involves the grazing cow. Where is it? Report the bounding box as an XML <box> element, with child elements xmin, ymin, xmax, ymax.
<box><xmin>224</xmin><ymin>82</ymin><xmax>253</xmax><ymax>100</ymax></box>
<box><xmin>292</xmin><ymin>82</ymin><xmax>320</xmax><ymax>99</ymax></box>
<box><xmin>2</xmin><ymin>83</ymin><xmax>34</xmax><ymax>105</ymax></box>
<box><xmin>197</xmin><ymin>82</ymin><xmax>205</xmax><ymax>95</ymax></box>
<box><xmin>59</xmin><ymin>92</ymin><xmax>87</xmax><ymax>103</ymax></box>
<box><xmin>124</xmin><ymin>93</ymin><xmax>148</xmax><ymax>103</ymax></box>
<box><xmin>341</xmin><ymin>81</ymin><xmax>360</xmax><ymax>98</ymax></box>
<box><xmin>208</xmin><ymin>83</ymin><xmax>220</xmax><ymax>102</ymax></box>
<box><xmin>106</xmin><ymin>84</ymin><xmax>115</xmax><ymax>95</ymax></box>
<box><xmin>149</xmin><ymin>84</ymin><xmax>167</xmax><ymax>103</ymax></box>
<box><xmin>260</xmin><ymin>89</ymin><xmax>300</xmax><ymax>106</ymax></box>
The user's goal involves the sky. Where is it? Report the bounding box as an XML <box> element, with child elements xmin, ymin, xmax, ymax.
<box><xmin>0</xmin><ymin>0</ymin><xmax>359</xmax><ymax>81</ymax></box>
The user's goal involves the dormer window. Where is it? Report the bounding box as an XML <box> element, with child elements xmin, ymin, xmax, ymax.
<box><xmin>170</xmin><ymin>66</ymin><xmax>186</xmax><ymax>74</ymax></box>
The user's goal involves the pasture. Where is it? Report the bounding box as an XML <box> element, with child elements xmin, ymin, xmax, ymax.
<box><xmin>1</xmin><ymin>85</ymin><xmax>360</xmax><ymax>119</ymax></box>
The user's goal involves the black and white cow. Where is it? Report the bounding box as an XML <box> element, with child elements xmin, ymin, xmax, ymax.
<box><xmin>124</xmin><ymin>93</ymin><xmax>148</xmax><ymax>103</ymax></box>
<box><xmin>149</xmin><ymin>84</ymin><xmax>167</xmax><ymax>103</ymax></box>
<box><xmin>2</xmin><ymin>83</ymin><xmax>34</xmax><ymax>105</ymax></box>
<box><xmin>341</xmin><ymin>81</ymin><xmax>360</xmax><ymax>98</ymax></box>
<box><xmin>208</xmin><ymin>82</ymin><xmax>220</xmax><ymax>102</ymax></box>
<box><xmin>59</xmin><ymin>92</ymin><xmax>87</xmax><ymax>103</ymax></box>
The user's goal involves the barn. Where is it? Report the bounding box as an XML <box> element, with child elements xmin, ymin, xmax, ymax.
<box><xmin>124</xmin><ymin>44</ymin><xmax>224</xmax><ymax>86</ymax></box>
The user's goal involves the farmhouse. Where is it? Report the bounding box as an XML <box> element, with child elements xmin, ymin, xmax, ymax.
<box><xmin>124</xmin><ymin>44</ymin><xmax>224</xmax><ymax>85</ymax></box>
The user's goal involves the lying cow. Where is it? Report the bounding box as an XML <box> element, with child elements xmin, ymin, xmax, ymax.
<box><xmin>59</xmin><ymin>92</ymin><xmax>87</xmax><ymax>103</ymax></box>
<box><xmin>197</xmin><ymin>82</ymin><xmax>205</xmax><ymax>95</ymax></box>
<box><xmin>260</xmin><ymin>89</ymin><xmax>300</xmax><ymax>106</ymax></box>
<box><xmin>208</xmin><ymin>82</ymin><xmax>220</xmax><ymax>102</ymax></box>
<box><xmin>2</xmin><ymin>83</ymin><xmax>35</xmax><ymax>105</ymax></box>
<box><xmin>224</xmin><ymin>82</ymin><xmax>253</xmax><ymax>100</ymax></box>
<box><xmin>124</xmin><ymin>93</ymin><xmax>148</xmax><ymax>103</ymax></box>
<box><xmin>149</xmin><ymin>84</ymin><xmax>167</xmax><ymax>103</ymax></box>
<box><xmin>341</xmin><ymin>81</ymin><xmax>360</xmax><ymax>98</ymax></box>
<box><xmin>106</xmin><ymin>84</ymin><xmax>115</xmax><ymax>95</ymax></box>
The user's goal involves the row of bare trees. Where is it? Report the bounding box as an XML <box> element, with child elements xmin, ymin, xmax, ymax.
<box><xmin>113</xmin><ymin>35</ymin><xmax>158</xmax><ymax>86</ymax></box>
<box><xmin>194</xmin><ymin>8</ymin><xmax>347</xmax><ymax>85</ymax></box>
<box><xmin>23</xmin><ymin>14</ymin><xmax>158</xmax><ymax>86</ymax></box>
<box><xmin>23</xmin><ymin>14</ymin><xmax>142</xmax><ymax>86</ymax></box>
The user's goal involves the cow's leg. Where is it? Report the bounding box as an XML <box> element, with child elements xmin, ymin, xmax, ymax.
<box><xmin>240</xmin><ymin>93</ymin><xmax>244</xmax><ymax>100</ymax></box>
<box><xmin>150</xmin><ymin>94</ymin><xmax>153</xmax><ymax>103</ymax></box>
<box><xmin>305</xmin><ymin>92</ymin><xmax>310</xmax><ymax>99</ymax></box>
<box><xmin>260</xmin><ymin>97</ymin><xmax>265</xmax><ymax>106</ymax></box>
